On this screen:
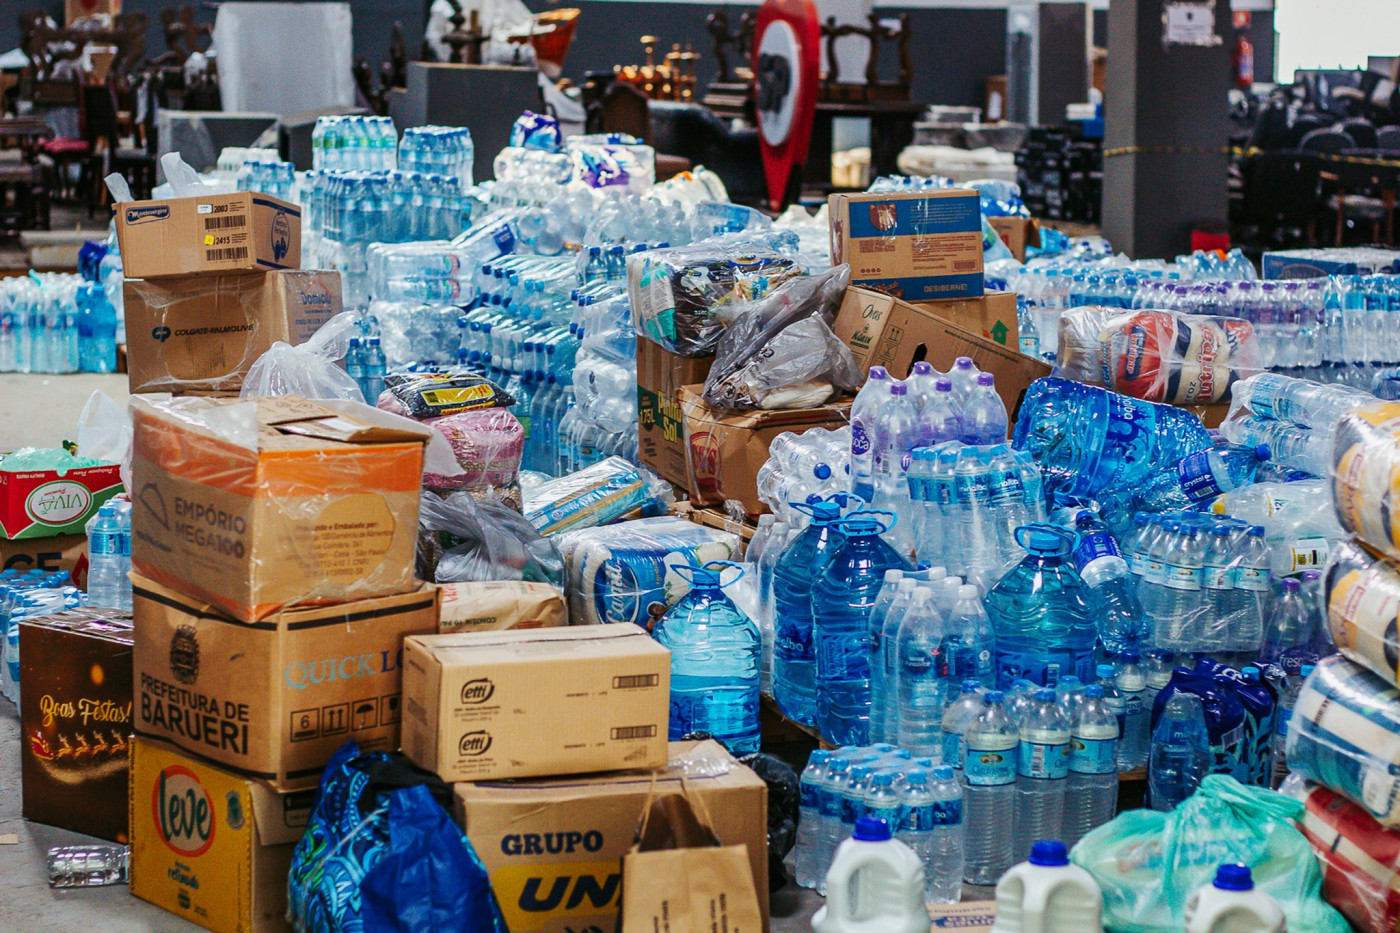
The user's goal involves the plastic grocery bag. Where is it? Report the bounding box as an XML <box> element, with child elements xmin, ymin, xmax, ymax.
<box><xmin>1071</xmin><ymin>774</ymin><xmax>1349</xmax><ymax>933</ymax></box>
<box><xmin>701</xmin><ymin>264</ymin><xmax>860</xmax><ymax>410</ymax></box>
<box><xmin>288</xmin><ymin>741</ymin><xmax>508</xmax><ymax>933</ymax></box>
<box><xmin>75</xmin><ymin>390</ymin><xmax>132</xmax><ymax>492</ymax></box>
<box><xmin>417</xmin><ymin>489</ymin><xmax>565</xmax><ymax>588</ymax></box>
<box><xmin>241</xmin><ymin>311</ymin><xmax>366</xmax><ymax>402</ymax></box>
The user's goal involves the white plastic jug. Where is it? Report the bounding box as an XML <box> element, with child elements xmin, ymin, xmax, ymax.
<box><xmin>1184</xmin><ymin>864</ymin><xmax>1287</xmax><ymax>933</ymax></box>
<box><xmin>812</xmin><ymin>816</ymin><xmax>928</xmax><ymax>933</ymax></box>
<box><xmin>989</xmin><ymin>840</ymin><xmax>1103</xmax><ymax>933</ymax></box>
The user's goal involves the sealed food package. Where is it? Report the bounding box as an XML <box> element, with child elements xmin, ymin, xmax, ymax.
<box><xmin>380</xmin><ymin>389</ymin><xmax>523</xmax><ymax>490</ymax></box>
<box><xmin>524</xmin><ymin>457</ymin><xmax>674</xmax><ymax>536</ymax></box>
<box><xmin>1293</xmin><ymin>780</ymin><xmax>1400</xmax><ymax>933</ymax></box>
<box><xmin>241</xmin><ymin>310</ymin><xmax>365</xmax><ymax>402</ymax></box>
<box><xmin>381</xmin><ymin>371</ymin><xmax>514</xmax><ymax>418</ymax></box>
<box><xmin>437</xmin><ymin>580</ymin><xmax>568</xmax><ymax>631</ymax></box>
<box><xmin>1071</xmin><ymin>774</ymin><xmax>1350</xmax><ymax>933</ymax></box>
<box><xmin>1285</xmin><ymin>656</ymin><xmax>1400</xmax><ymax>829</ymax></box>
<box><xmin>1054</xmin><ymin>306</ymin><xmax>1121</xmax><ymax>386</ymax></box>
<box><xmin>628</xmin><ymin>235</ymin><xmax>804</xmax><ymax>357</ymax></box>
<box><xmin>417</xmin><ymin>490</ymin><xmax>564</xmax><ymax>588</ymax></box>
<box><xmin>1333</xmin><ymin>403</ymin><xmax>1400</xmax><ymax>561</ymax></box>
<box><xmin>701</xmin><ymin>264</ymin><xmax>861</xmax><ymax>410</ymax></box>
<box><xmin>1056</xmin><ymin>307</ymin><xmax>1262</xmax><ymax>404</ymax></box>
<box><xmin>1327</xmin><ymin>538</ymin><xmax>1400</xmax><ymax>687</ymax></box>
<box><xmin>553</xmin><ymin>516</ymin><xmax>741</xmax><ymax>627</ymax></box>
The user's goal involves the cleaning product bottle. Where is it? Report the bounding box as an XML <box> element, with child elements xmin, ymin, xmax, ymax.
<box><xmin>813</xmin><ymin>817</ymin><xmax>929</xmax><ymax>933</ymax></box>
<box><xmin>990</xmin><ymin>839</ymin><xmax>1103</xmax><ymax>933</ymax></box>
<box><xmin>1183</xmin><ymin>864</ymin><xmax>1286</xmax><ymax>933</ymax></box>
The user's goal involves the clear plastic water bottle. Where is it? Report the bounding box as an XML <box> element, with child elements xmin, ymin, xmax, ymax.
<box><xmin>959</xmin><ymin>373</ymin><xmax>1009</xmax><ymax>446</ymax></box>
<box><xmin>879</xmin><ymin>580</ymin><xmax>929</xmax><ymax>744</ymax></box>
<box><xmin>1071</xmin><ymin>511</ymin><xmax>1146</xmax><ymax>655</ymax></box>
<box><xmin>1270</xmin><ymin>663</ymin><xmax>1315</xmax><ymax>788</ymax></box>
<box><xmin>1114</xmin><ymin>650</ymin><xmax>1149</xmax><ymax>771</ymax></box>
<box><xmin>796</xmin><ymin>750</ymin><xmax>833</xmax><ymax>888</ymax></box>
<box><xmin>1143</xmin><ymin>649</ymin><xmax>1175</xmax><ymax>710</ymax></box>
<box><xmin>898</xmin><ymin>768</ymin><xmax>938</xmax><ymax>898</ymax></box>
<box><xmin>1055</xmin><ymin>675</ymin><xmax>1086</xmax><ymax>725</ymax></box>
<box><xmin>906</xmin><ymin>361</ymin><xmax>941</xmax><ymax>412</ymax></box>
<box><xmin>346</xmin><ymin>336</ymin><xmax>367</xmax><ymax>398</ymax></box>
<box><xmin>114</xmin><ymin>498</ymin><xmax>132</xmax><ymax>612</ymax></box>
<box><xmin>872</xmin><ymin>383</ymin><xmax>922</xmax><ymax>552</ymax></box>
<box><xmin>1259</xmin><ymin>579</ymin><xmax>1323</xmax><ymax>682</ymax></box>
<box><xmin>940</xmin><ymin>680</ymin><xmax>987</xmax><ymax>776</ymax></box>
<box><xmin>757</xmin><ymin>520</ymin><xmax>791</xmax><ymax>695</ymax></box>
<box><xmin>813</xmin><ymin>513</ymin><xmax>912</xmax><ymax>745</ymax></box>
<box><xmin>774</xmin><ymin>500</ymin><xmax>847</xmax><ymax>726</ymax></box>
<box><xmin>1014</xmin><ymin>689</ymin><xmax>1070</xmax><ymax>863</ymax></box>
<box><xmin>817</xmin><ymin>757</ymin><xmax>853</xmax><ymax>889</ymax></box>
<box><xmin>939</xmin><ymin>583</ymin><xmax>995</xmax><ymax>688</ymax></box>
<box><xmin>921</xmin><ymin>378</ymin><xmax>963</xmax><ymax>446</ymax></box>
<box><xmin>651</xmin><ymin>562</ymin><xmax>761</xmax><ymax>753</ymax></box>
<box><xmin>851</xmin><ymin>367</ymin><xmax>893</xmax><ymax>503</ymax></box>
<box><xmin>1232</xmin><ymin>526</ymin><xmax>1272</xmax><ymax>654</ymax></box>
<box><xmin>86</xmin><ymin>503</ymin><xmax>122</xmax><ymax>609</ymax></box>
<box><xmin>948</xmin><ymin>357</ymin><xmax>980</xmax><ymax>403</ymax></box>
<box><xmin>47</xmin><ymin>844</ymin><xmax>129</xmax><ymax>887</ymax></box>
<box><xmin>1155</xmin><ymin>524</ymin><xmax>1205</xmax><ymax>652</ymax></box>
<box><xmin>895</xmin><ymin>590</ymin><xmax>946</xmax><ymax>756</ymax></box>
<box><xmin>926</xmin><ymin>765</ymin><xmax>965</xmax><ymax>903</ymax></box>
<box><xmin>864</xmin><ymin>770</ymin><xmax>905</xmax><ymax>833</ymax></box>
<box><xmin>868</xmin><ymin>570</ymin><xmax>908</xmax><ymax>743</ymax></box>
<box><xmin>1063</xmin><ymin>684</ymin><xmax>1119</xmax><ymax>847</ymax></box>
<box><xmin>1148</xmin><ymin>692</ymin><xmax>1212</xmax><ymax>811</ymax></box>
<box><xmin>1137</xmin><ymin>445</ymin><xmax>1272</xmax><ymax>512</ymax></box>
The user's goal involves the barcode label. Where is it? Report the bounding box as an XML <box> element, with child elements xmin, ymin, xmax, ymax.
<box><xmin>611</xmin><ymin>725</ymin><xmax>657</xmax><ymax>741</ymax></box>
<box><xmin>613</xmin><ymin>674</ymin><xmax>659</xmax><ymax>689</ymax></box>
<box><xmin>206</xmin><ymin>247</ymin><xmax>249</xmax><ymax>262</ymax></box>
<box><xmin>203</xmin><ymin>215</ymin><xmax>247</xmax><ymax>230</ymax></box>
<box><xmin>954</xmin><ymin>259</ymin><xmax>979</xmax><ymax>272</ymax></box>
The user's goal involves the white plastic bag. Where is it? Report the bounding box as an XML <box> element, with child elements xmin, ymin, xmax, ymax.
<box><xmin>76</xmin><ymin>390</ymin><xmax>132</xmax><ymax>492</ymax></box>
<box><xmin>240</xmin><ymin>312</ymin><xmax>365</xmax><ymax>403</ymax></box>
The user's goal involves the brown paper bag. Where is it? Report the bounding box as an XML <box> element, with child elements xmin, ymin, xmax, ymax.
<box><xmin>619</xmin><ymin>789</ymin><xmax>764</xmax><ymax>933</ymax></box>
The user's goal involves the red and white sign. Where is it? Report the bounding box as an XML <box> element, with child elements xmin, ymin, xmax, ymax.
<box><xmin>754</xmin><ymin>0</ymin><xmax>821</xmax><ymax>211</ymax></box>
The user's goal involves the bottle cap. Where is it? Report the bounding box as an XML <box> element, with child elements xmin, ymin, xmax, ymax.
<box><xmin>1281</xmin><ymin>578</ymin><xmax>1301</xmax><ymax>592</ymax></box>
<box><xmin>1213</xmin><ymin>863</ymin><xmax>1254</xmax><ymax>891</ymax></box>
<box><xmin>891</xmin><ymin>383</ymin><xmax>907</xmax><ymax>396</ymax></box>
<box><xmin>853</xmin><ymin>816</ymin><xmax>891</xmax><ymax>842</ymax></box>
<box><xmin>1096</xmin><ymin>664</ymin><xmax>1115</xmax><ymax>679</ymax></box>
<box><xmin>958</xmin><ymin>584</ymin><xmax>979</xmax><ymax>599</ymax></box>
<box><xmin>1083</xmin><ymin>685</ymin><xmax>1104</xmax><ymax>698</ymax></box>
<box><xmin>1028</xmin><ymin>840</ymin><xmax>1069</xmax><ymax>867</ymax></box>
<box><xmin>869</xmin><ymin>366</ymin><xmax>888</xmax><ymax>379</ymax></box>
<box><xmin>1254</xmin><ymin>444</ymin><xmax>1272</xmax><ymax>460</ymax></box>
<box><xmin>935</xmin><ymin>378</ymin><xmax>953</xmax><ymax>391</ymax></box>
<box><xmin>984</xmin><ymin>691</ymin><xmax>1005</xmax><ymax>703</ymax></box>
<box><xmin>912</xmin><ymin>361</ymin><xmax>933</xmax><ymax>375</ymax></box>
<box><xmin>955</xmin><ymin>357</ymin><xmax>974</xmax><ymax>369</ymax></box>
<box><xmin>1034</xmin><ymin>688</ymin><xmax>1056</xmax><ymax>702</ymax></box>
<box><xmin>1301</xmin><ymin>664</ymin><xmax>1315</xmax><ymax>676</ymax></box>
<box><xmin>904</xmin><ymin>769</ymin><xmax>928</xmax><ymax>784</ymax></box>
<box><xmin>1119</xmin><ymin>650</ymin><xmax>1141</xmax><ymax>663</ymax></box>
<box><xmin>977</xmin><ymin>372</ymin><xmax>995</xmax><ymax>386</ymax></box>
<box><xmin>962</xmin><ymin>679</ymin><xmax>982</xmax><ymax>693</ymax></box>
<box><xmin>884</xmin><ymin>569</ymin><xmax>904</xmax><ymax>583</ymax></box>
<box><xmin>932</xmin><ymin>765</ymin><xmax>954</xmax><ymax>780</ymax></box>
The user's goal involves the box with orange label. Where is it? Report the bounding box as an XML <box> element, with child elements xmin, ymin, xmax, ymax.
<box><xmin>129</xmin><ymin>395</ymin><xmax>432</xmax><ymax>621</ymax></box>
<box><xmin>132</xmin><ymin>573</ymin><xmax>439</xmax><ymax>790</ymax></box>
<box><xmin>129</xmin><ymin>735</ymin><xmax>310</xmax><ymax>933</ymax></box>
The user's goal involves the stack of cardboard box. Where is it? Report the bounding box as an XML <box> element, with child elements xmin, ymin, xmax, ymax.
<box><xmin>115</xmin><ymin>191</ymin><xmax>342</xmax><ymax>395</ymax></box>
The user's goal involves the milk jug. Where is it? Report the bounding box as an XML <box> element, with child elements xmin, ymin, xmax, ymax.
<box><xmin>1184</xmin><ymin>864</ymin><xmax>1287</xmax><ymax>933</ymax></box>
<box><xmin>812</xmin><ymin>817</ymin><xmax>927</xmax><ymax>933</ymax></box>
<box><xmin>989</xmin><ymin>840</ymin><xmax>1103</xmax><ymax>933</ymax></box>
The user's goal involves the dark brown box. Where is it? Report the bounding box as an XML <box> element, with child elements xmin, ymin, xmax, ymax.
<box><xmin>19</xmin><ymin>607</ymin><xmax>134</xmax><ymax>842</ymax></box>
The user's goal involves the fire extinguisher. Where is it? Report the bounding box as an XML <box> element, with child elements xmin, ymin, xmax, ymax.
<box><xmin>1232</xmin><ymin>11</ymin><xmax>1254</xmax><ymax>91</ymax></box>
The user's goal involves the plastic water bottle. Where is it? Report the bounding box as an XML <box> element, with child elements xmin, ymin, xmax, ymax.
<box><xmin>813</xmin><ymin>513</ymin><xmax>912</xmax><ymax>745</ymax></box>
<box><xmin>989</xmin><ymin>840</ymin><xmax>1104</xmax><ymax>933</ymax></box>
<box><xmin>1154</xmin><ymin>524</ymin><xmax>1205</xmax><ymax>652</ymax></box>
<box><xmin>1260</xmin><ymin>579</ymin><xmax>1323</xmax><ymax>681</ymax></box>
<box><xmin>874</xmin><ymin>577</ymin><xmax>923</xmax><ymax>743</ymax></box>
<box><xmin>1137</xmin><ymin>445</ymin><xmax>1272</xmax><ymax>511</ymax></box>
<box><xmin>1070</xmin><ymin>511</ymin><xmax>1146</xmax><ymax>655</ymax></box>
<box><xmin>1114</xmin><ymin>651</ymin><xmax>1149</xmax><ymax>771</ymax></box>
<box><xmin>960</xmin><ymin>373</ymin><xmax>1009</xmax><ymax>445</ymax></box>
<box><xmin>906</xmin><ymin>361</ymin><xmax>941</xmax><ymax>411</ymax></box>
<box><xmin>1149</xmin><ymin>692</ymin><xmax>1212</xmax><ymax>810</ymax></box>
<box><xmin>963</xmin><ymin>690</ymin><xmax>1018</xmax><ymax>884</ymax></box>
<box><xmin>895</xmin><ymin>589</ymin><xmax>946</xmax><ymax>756</ymax></box>
<box><xmin>774</xmin><ymin>500</ymin><xmax>847</xmax><ymax>726</ymax></box>
<box><xmin>940</xmin><ymin>583</ymin><xmax>995</xmax><ymax>688</ymax></box>
<box><xmin>1063</xmin><ymin>685</ymin><xmax>1119</xmax><ymax>847</ymax></box>
<box><xmin>897</xmin><ymin>769</ymin><xmax>937</xmax><ymax>897</ymax></box>
<box><xmin>757</xmin><ymin>519</ymin><xmax>790</xmax><ymax>694</ymax></box>
<box><xmin>1270</xmin><ymin>662</ymin><xmax>1315</xmax><ymax>788</ymax></box>
<box><xmin>1232</xmin><ymin>527</ymin><xmax>1272</xmax><ymax>654</ymax></box>
<box><xmin>1184</xmin><ymin>864</ymin><xmax>1286</xmax><ymax>933</ymax></box>
<box><xmin>863</xmin><ymin>771</ymin><xmax>904</xmax><ymax>834</ymax></box>
<box><xmin>1143</xmin><ymin>649</ymin><xmax>1175</xmax><ymax>710</ymax></box>
<box><xmin>948</xmin><ymin>357</ymin><xmax>979</xmax><ymax>403</ymax></box>
<box><xmin>926</xmin><ymin>765</ymin><xmax>965</xmax><ymax>903</ymax></box>
<box><xmin>851</xmin><ymin>367</ymin><xmax>893</xmax><ymax>502</ymax></box>
<box><xmin>651</xmin><ymin>562</ymin><xmax>761</xmax><ymax>753</ymax></box>
<box><xmin>817</xmin><ymin>757</ymin><xmax>853</xmax><ymax>888</ymax></box>
<box><xmin>114</xmin><ymin>498</ymin><xmax>132</xmax><ymax>612</ymax></box>
<box><xmin>940</xmin><ymin>680</ymin><xmax>987</xmax><ymax>775</ymax></box>
<box><xmin>985</xmin><ymin>524</ymin><xmax>1096</xmax><ymax>689</ymax></box>
<box><xmin>46</xmin><ymin>845</ymin><xmax>129</xmax><ymax>888</ymax></box>
<box><xmin>872</xmin><ymin>383</ymin><xmax>922</xmax><ymax>552</ymax></box>
<box><xmin>346</xmin><ymin>336</ymin><xmax>367</xmax><ymax>397</ymax></box>
<box><xmin>921</xmin><ymin>378</ymin><xmax>963</xmax><ymax>446</ymax></box>
<box><xmin>796</xmin><ymin>750</ymin><xmax>833</xmax><ymax>888</ymax></box>
<box><xmin>1055</xmin><ymin>676</ymin><xmax>1086</xmax><ymax>725</ymax></box>
<box><xmin>868</xmin><ymin>570</ymin><xmax>909</xmax><ymax>743</ymax></box>
<box><xmin>86</xmin><ymin>504</ymin><xmax>122</xmax><ymax>609</ymax></box>
<box><xmin>1014</xmin><ymin>690</ymin><xmax>1070</xmax><ymax>862</ymax></box>
<box><xmin>813</xmin><ymin>817</ymin><xmax>929</xmax><ymax>933</ymax></box>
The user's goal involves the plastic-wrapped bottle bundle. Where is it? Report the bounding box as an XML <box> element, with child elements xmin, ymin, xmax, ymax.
<box><xmin>0</xmin><ymin>274</ymin><xmax>86</xmax><ymax>374</ymax></box>
<box><xmin>756</xmin><ymin>427</ymin><xmax>852</xmax><ymax>524</ymax></box>
<box><xmin>1</xmin><ymin>572</ymin><xmax>87</xmax><ymax>706</ymax></box>
<box><xmin>234</xmin><ymin>158</ymin><xmax>296</xmax><ymax>201</ymax></box>
<box><xmin>398</xmin><ymin>125</ymin><xmax>474</xmax><ymax>188</ymax></box>
<box><xmin>311</xmin><ymin>115</ymin><xmax>398</xmax><ymax>171</ymax></box>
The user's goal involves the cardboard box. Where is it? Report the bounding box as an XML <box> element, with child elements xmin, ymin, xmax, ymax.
<box><xmin>129</xmin><ymin>736</ymin><xmax>310</xmax><ymax>933</ymax></box>
<box><xmin>829</xmin><ymin>189</ymin><xmax>984</xmax><ymax>301</ymax></box>
<box><xmin>0</xmin><ymin>532</ymin><xmax>86</xmax><ymax>577</ymax></box>
<box><xmin>930</xmin><ymin>901</ymin><xmax>997</xmax><ymax>930</ymax></box>
<box><xmin>833</xmin><ymin>286</ymin><xmax>1052</xmax><ymax>419</ymax></box>
<box><xmin>1262</xmin><ymin>248</ymin><xmax>1400</xmax><ymax>280</ymax></box>
<box><xmin>678</xmin><ymin>386</ymin><xmax>851</xmax><ymax>516</ymax></box>
<box><xmin>19</xmin><ymin>607</ymin><xmax>133</xmax><ymax>842</ymax></box>
<box><xmin>401</xmin><ymin>626</ymin><xmax>670</xmax><ymax>783</ymax></box>
<box><xmin>0</xmin><ymin>458</ymin><xmax>122</xmax><ymax>539</ymax></box>
<box><xmin>115</xmin><ymin>192</ymin><xmax>301</xmax><ymax>280</ymax></box>
<box><xmin>454</xmin><ymin>740</ymin><xmax>769</xmax><ymax>933</ymax></box>
<box><xmin>132</xmin><ymin>574</ymin><xmax>439</xmax><ymax>790</ymax></box>
<box><xmin>914</xmin><ymin>290</ymin><xmax>1019</xmax><ymax>348</ymax></box>
<box><xmin>438</xmin><ymin>581</ymin><xmax>568</xmax><ymax>632</ymax></box>
<box><xmin>636</xmin><ymin>337</ymin><xmax>714</xmax><ymax>488</ymax></box>
<box><xmin>989</xmin><ymin>216</ymin><xmax>1041</xmax><ymax>263</ymax></box>
<box><xmin>124</xmin><ymin>270</ymin><xmax>342</xmax><ymax>395</ymax></box>
<box><xmin>130</xmin><ymin>395</ymin><xmax>431</xmax><ymax>622</ymax></box>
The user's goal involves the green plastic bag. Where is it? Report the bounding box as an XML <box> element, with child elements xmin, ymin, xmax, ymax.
<box><xmin>1070</xmin><ymin>775</ymin><xmax>1349</xmax><ymax>933</ymax></box>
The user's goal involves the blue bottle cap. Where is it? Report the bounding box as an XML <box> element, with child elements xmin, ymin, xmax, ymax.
<box><xmin>1083</xmin><ymin>685</ymin><xmax>1104</xmax><ymax>698</ymax></box>
<box><xmin>853</xmin><ymin>817</ymin><xmax>891</xmax><ymax>842</ymax></box>
<box><xmin>1034</xmin><ymin>689</ymin><xmax>1056</xmax><ymax>702</ymax></box>
<box><xmin>932</xmin><ymin>765</ymin><xmax>954</xmax><ymax>781</ymax></box>
<box><xmin>984</xmin><ymin>691</ymin><xmax>1005</xmax><ymax>703</ymax></box>
<box><xmin>1119</xmin><ymin>650</ymin><xmax>1141</xmax><ymax>663</ymax></box>
<box><xmin>1254</xmin><ymin>444</ymin><xmax>1272</xmax><ymax>460</ymax></box>
<box><xmin>1213</xmin><ymin>863</ymin><xmax>1254</xmax><ymax>891</ymax></box>
<box><xmin>1028</xmin><ymin>840</ymin><xmax>1069</xmax><ymax>867</ymax></box>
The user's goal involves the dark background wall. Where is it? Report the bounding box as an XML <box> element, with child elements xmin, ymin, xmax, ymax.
<box><xmin>2</xmin><ymin>1</ymin><xmax>1274</xmax><ymax>110</ymax></box>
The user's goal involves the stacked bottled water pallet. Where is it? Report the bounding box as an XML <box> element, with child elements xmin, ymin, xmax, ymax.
<box><xmin>397</xmin><ymin>125</ymin><xmax>474</xmax><ymax>189</ymax></box>
<box><xmin>0</xmin><ymin>274</ymin><xmax>119</xmax><ymax>374</ymax></box>
<box><xmin>234</xmin><ymin>158</ymin><xmax>296</xmax><ymax>201</ymax></box>
<box><xmin>310</xmin><ymin>115</ymin><xmax>398</xmax><ymax>171</ymax></box>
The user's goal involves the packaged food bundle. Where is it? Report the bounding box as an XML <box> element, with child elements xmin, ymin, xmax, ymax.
<box><xmin>1293</xmin><ymin>781</ymin><xmax>1400</xmax><ymax>933</ymax></box>
<box><xmin>1285</xmin><ymin>656</ymin><xmax>1400</xmax><ymax>829</ymax></box>
<box><xmin>380</xmin><ymin>371</ymin><xmax>515</xmax><ymax>417</ymax></box>
<box><xmin>1326</xmin><ymin>537</ymin><xmax>1400</xmax><ymax>687</ymax></box>
<box><xmin>1056</xmin><ymin>307</ymin><xmax>1262</xmax><ymax>404</ymax></box>
<box><xmin>628</xmin><ymin>236</ymin><xmax>804</xmax><ymax>357</ymax></box>
<box><xmin>437</xmin><ymin>580</ymin><xmax>568</xmax><ymax>632</ymax></box>
<box><xmin>1334</xmin><ymin>403</ymin><xmax>1400</xmax><ymax>562</ymax></box>
<box><xmin>552</xmin><ymin>516</ymin><xmax>741</xmax><ymax>627</ymax></box>
<box><xmin>417</xmin><ymin>489</ymin><xmax>564</xmax><ymax>588</ymax></box>
<box><xmin>523</xmin><ymin>456</ymin><xmax>674</xmax><ymax>536</ymax></box>
<box><xmin>379</xmin><ymin>376</ymin><xmax>523</xmax><ymax>490</ymax></box>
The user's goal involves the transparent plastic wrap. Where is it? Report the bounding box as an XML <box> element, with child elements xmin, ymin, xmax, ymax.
<box><xmin>701</xmin><ymin>265</ymin><xmax>860</xmax><ymax>410</ymax></box>
<box><xmin>523</xmin><ymin>457</ymin><xmax>674</xmax><ymax>536</ymax></box>
<box><xmin>241</xmin><ymin>311</ymin><xmax>365</xmax><ymax>402</ymax></box>
<box><xmin>373</xmin><ymin>302</ymin><xmax>467</xmax><ymax>370</ymax></box>
<box><xmin>566</xmin><ymin>140</ymin><xmax>656</xmax><ymax>193</ymax></box>
<box><xmin>1070</xmin><ymin>774</ymin><xmax>1350</xmax><ymax>933</ymax></box>
<box><xmin>1227</xmin><ymin>373</ymin><xmax>1375</xmax><ymax>431</ymax></box>
<box><xmin>1220</xmin><ymin>414</ymin><xmax>1332</xmax><ymax>478</ymax></box>
<box><xmin>1284</xmin><ymin>657</ymin><xmax>1400</xmax><ymax>830</ymax></box>
<box><xmin>1292</xmin><ymin>780</ymin><xmax>1400</xmax><ymax>933</ymax></box>
<box><xmin>1332</xmin><ymin>403</ymin><xmax>1400</xmax><ymax>562</ymax></box>
<box><xmin>1056</xmin><ymin>308</ymin><xmax>1262</xmax><ymax>404</ymax></box>
<box><xmin>1211</xmin><ymin>479</ymin><xmax>1345</xmax><ymax>576</ymax></box>
<box><xmin>552</xmin><ymin>516</ymin><xmax>741</xmax><ymax>626</ymax></box>
<box><xmin>627</xmin><ymin>234</ymin><xmax>805</xmax><ymax>357</ymax></box>
<box><xmin>416</xmin><ymin>489</ymin><xmax>564</xmax><ymax>588</ymax></box>
<box><xmin>1325</xmin><ymin>538</ymin><xmax>1400</xmax><ymax>687</ymax></box>
<box><xmin>378</xmin><ymin>390</ymin><xmax>523</xmax><ymax>491</ymax></box>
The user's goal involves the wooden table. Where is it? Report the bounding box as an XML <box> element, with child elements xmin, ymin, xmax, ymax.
<box><xmin>803</xmin><ymin>99</ymin><xmax>926</xmax><ymax>191</ymax></box>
